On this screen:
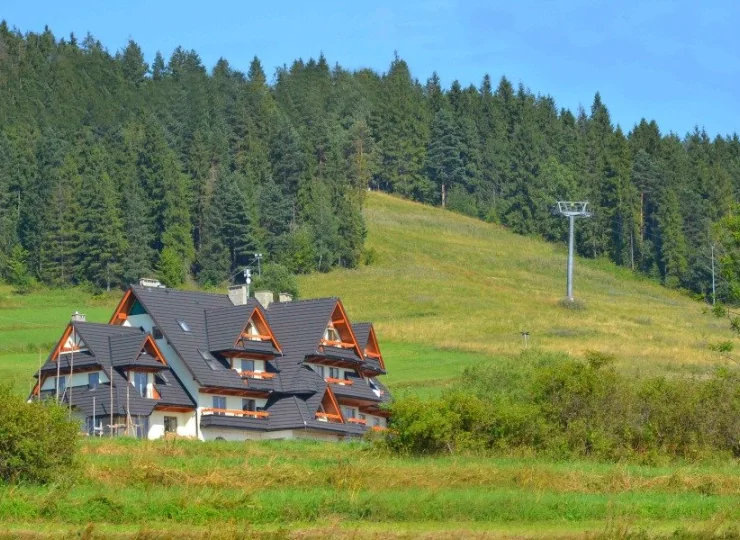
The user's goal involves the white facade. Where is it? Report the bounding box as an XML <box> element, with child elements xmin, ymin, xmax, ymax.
<box><xmin>40</xmin><ymin>369</ymin><xmax>109</xmax><ymax>391</ymax></box>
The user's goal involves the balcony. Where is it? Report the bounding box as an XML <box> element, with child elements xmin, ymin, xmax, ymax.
<box><xmin>315</xmin><ymin>412</ymin><xmax>342</xmax><ymax>423</ymax></box>
<box><xmin>346</xmin><ymin>417</ymin><xmax>366</xmax><ymax>425</ymax></box>
<box><xmin>201</xmin><ymin>407</ymin><xmax>269</xmax><ymax>419</ymax></box>
<box><xmin>320</xmin><ymin>338</ymin><xmax>355</xmax><ymax>349</ymax></box>
<box><xmin>240</xmin><ymin>370</ymin><xmax>276</xmax><ymax>380</ymax></box>
<box><xmin>325</xmin><ymin>377</ymin><xmax>353</xmax><ymax>386</ymax></box>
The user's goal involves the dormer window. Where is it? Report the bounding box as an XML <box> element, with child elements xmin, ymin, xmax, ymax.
<box><xmin>198</xmin><ymin>349</ymin><xmax>223</xmax><ymax>371</ymax></box>
<box><xmin>324</xmin><ymin>326</ymin><xmax>340</xmax><ymax>343</ymax></box>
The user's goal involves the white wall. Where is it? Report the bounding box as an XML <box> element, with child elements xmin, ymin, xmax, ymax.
<box><xmin>127</xmin><ymin>313</ymin><xmax>200</xmax><ymax>400</ymax></box>
<box><xmin>199</xmin><ymin>393</ymin><xmax>268</xmax><ymax>412</ymax></box>
<box><xmin>147</xmin><ymin>410</ymin><xmax>197</xmax><ymax>439</ymax></box>
<box><xmin>40</xmin><ymin>369</ymin><xmax>109</xmax><ymax>391</ymax></box>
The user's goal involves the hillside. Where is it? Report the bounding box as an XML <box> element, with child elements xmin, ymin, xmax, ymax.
<box><xmin>300</xmin><ymin>192</ymin><xmax>731</xmax><ymax>392</ymax></box>
<box><xmin>0</xmin><ymin>192</ymin><xmax>732</xmax><ymax>396</ymax></box>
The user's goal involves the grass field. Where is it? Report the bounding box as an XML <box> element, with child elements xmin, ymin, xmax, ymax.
<box><xmin>1</xmin><ymin>439</ymin><xmax>739</xmax><ymax>539</ymax></box>
<box><xmin>1</xmin><ymin>192</ymin><xmax>739</xmax><ymax>538</ymax></box>
<box><xmin>301</xmin><ymin>193</ymin><xmax>732</xmax><ymax>391</ymax></box>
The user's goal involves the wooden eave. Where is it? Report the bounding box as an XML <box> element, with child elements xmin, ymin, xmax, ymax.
<box><xmin>109</xmin><ymin>288</ymin><xmax>135</xmax><ymax>325</ymax></box>
<box><xmin>365</xmin><ymin>325</ymin><xmax>386</xmax><ymax>370</ymax></box>
<box><xmin>320</xmin><ymin>386</ymin><xmax>344</xmax><ymax>423</ymax></box>
<box><xmin>155</xmin><ymin>404</ymin><xmax>196</xmax><ymax>413</ymax></box>
<box><xmin>199</xmin><ymin>386</ymin><xmax>270</xmax><ymax>398</ymax></box>
<box><xmin>143</xmin><ymin>335</ymin><xmax>168</xmax><ymax>365</ymax></box>
<box><xmin>49</xmin><ymin>324</ymin><xmax>74</xmax><ymax>362</ymax></box>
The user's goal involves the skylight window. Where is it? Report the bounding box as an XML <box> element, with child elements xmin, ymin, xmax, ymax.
<box><xmin>177</xmin><ymin>320</ymin><xmax>191</xmax><ymax>332</ymax></box>
<box><xmin>198</xmin><ymin>349</ymin><xmax>223</xmax><ymax>371</ymax></box>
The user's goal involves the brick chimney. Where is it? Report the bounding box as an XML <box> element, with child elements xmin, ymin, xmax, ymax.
<box><xmin>228</xmin><ymin>285</ymin><xmax>248</xmax><ymax>306</ymax></box>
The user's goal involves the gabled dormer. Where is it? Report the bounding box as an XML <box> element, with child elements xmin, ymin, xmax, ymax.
<box><xmin>353</xmin><ymin>322</ymin><xmax>386</xmax><ymax>376</ymax></box>
<box><xmin>317</xmin><ymin>301</ymin><xmax>363</xmax><ymax>360</ymax></box>
<box><xmin>314</xmin><ymin>386</ymin><xmax>344</xmax><ymax>424</ymax></box>
<box><xmin>52</xmin><ymin>323</ymin><xmax>89</xmax><ymax>358</ymax></box>
<box><xmin>205</xmin><ymin>301</ymin><xmax>282</xmax><ymax>357</ymax></box>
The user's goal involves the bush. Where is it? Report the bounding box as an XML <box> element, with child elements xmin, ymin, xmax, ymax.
<box><xmin>0</xmin><ymin>387</ymin><xmax>80</xmax><ymax>484</ymax></box>
<box><xmin>382</xmin><ymin>351</ymin><xmax>740</xmax><ymax>460</ymax></box>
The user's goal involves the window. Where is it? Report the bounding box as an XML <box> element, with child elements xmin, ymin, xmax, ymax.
<box><xmin>341</xmin><ymin>406</ymin><xmax>355</xmax><ymax>419</ymax></box>
<box><xmin>88</xmin><ymin>372</ymin><xmax>99</xmax><ymax>391</ymax></box>
<box><xmin>212</xmin><ymin>396</ymin><xmax>226</xmax><ymax>415</ymax></box>
<box><xmin>359</xmin><ymin>413</ymin><xmax>366</xmax><ymax>421</ymax></box>
<box><xmin>329</xmin><ymin>367</ymin><xmax>340</xmax><ymax>379</ymax></box>
<box><xmin>242</xmin><ymin>398</ymin><xmax>256</xmax><ymax>412</ymax></box>
<box><xmin>176</xmin><ymin>320</ymin><xmax>191</xmax><ymax>332</ymax></box>
<box><xmin>164</xmin><ymin>416</ymin><xmax>178</xmax><ymax>433</ymax></box>
<box><xmin>57</xmin><ymin>376</ymin><xmax>67</xmax><ymax>396</ymax></box>
<box><xmin>155</xmin><ymin>372</ymin><xmax>169</xmax><ymax>385</ymax></box>
<box><xmin>241</xmin><ymin>359</ymin><xmax>255</xmax><ymax>373</ymax></box>
<box><xmin>324</xmin><ymin>326</ymin><xmax>340</xmax><ymax>343</ymax></box>
<box><xmin>311</xmin><ymin>364</ymin><xmax>325</xmax><ymax>378</ymax></box>
<box><xmin>133</xmin><ymin>371</ymin><xmax>148</xmax><ymax>398</ymax></box>
<box><xmin>373</xmin><ymin>417</ymin><xmax>381</xmax><ymax>427</ymax></box>
<box><xmin>152</xmin><ymin>326</ymin><xmax>163</xmax><ymax>340</ymax></box>
<box><xmin>344</xmin><ymin>371</ymin><xmax>353</xmax><ymax>381</ymax></box>
<box><xmin>199</xmin><ymin>349</ymin><xmax>223</xmax><ymax>371</ymax></box>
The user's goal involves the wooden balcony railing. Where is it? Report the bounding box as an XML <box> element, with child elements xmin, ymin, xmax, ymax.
<box><xmin>320</xmin><ymin>339</ymin><xmax>355</xmax><ymax>349</ymax></box>
<box><xmin>364</xmin><ymin>351</ymin><xmax>382</xmax><ymax>359</ymax></box>
<box><xmin>240</xmin><ymin>371</ymin><xmax>276</xmax><ymax>380</ymax></box>
<box><xmin>315</xmin><ymin>412</ymin><xmax>342</xmax><ymax>422</ymax></box>
<box><xmin>240</xmin><ymin>333</ymin><xmax>273</xmax><ymax>341</ymax></box>
<box><xmin>325</xmin><ymin>377</ymin><xmax>353</xmax><ymax>386</ymax></box>
<box><xmin>201</xmin><ymin>407</ymin><xmax>269</xmax><ymax>419</ymax></box>
<box><xmin>346</xmin><ymin>417</ymin><xmax>366</xmax><ymax>425</ymax></box>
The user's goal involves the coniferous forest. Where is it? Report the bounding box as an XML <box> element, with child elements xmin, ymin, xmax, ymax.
<box><xmin>1</xmin><ymin>22</ymin><xmax>740</xmax><ymax>299</ymax></box>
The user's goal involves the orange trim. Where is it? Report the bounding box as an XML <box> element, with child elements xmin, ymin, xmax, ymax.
<box><xmin>347</xmin><ymin>417</ymin><xmax>367</xmax><ymax>425</ymax></box>
<box><xmin>156</xmin><ymin>405</ymin><xmax>196</xmax><ymax>413</ymax></box>
<box><xmin>323</xmin><ymin>386</ymin><xmax>344</xmax><ymax>423</ymax></box>
<box><xmin>331</xmin><ymin>301</ymin><xmax>363</xmax><ymax>360</ymax></box>
<box><xmin>371</xmin><ymin>426</ymin><xmax>388</xmax><ymax>432</ymax></box>
<box><xmin>143</xmin><ymin>335</ymin><xmax>168</xmax><ymax>365</ymax></box>
<box><xmin>365</xmin><ymin>325</ymin><xmax>385</xmax><ymax>370</ymax></box>
<box><xmin>109</xmin><ymin>289</ymin><xmax>134</xmax><ymax>325</ymax></box>
<box><xmin>50</xmin><ymin>324</ymin><xmax>74</xmax><ymax>363</ymax></box>
<box><xmin>200</xmin><ymin>387</ymin><xmax>269</xmax><ymax>397</ymax></box>
<box><xmin>239</xmin><ymin>333</ymin><xmax>273</xmax><ymax>341</ymax></box>
<box><xmin>325</xmin><ymin>377</ymin><xmax>353</xmax><ymax>386</ymax></box>
<box><xmin>315</xmin><ymin>412</ymin><xmax>342</xmax><ymax>421</ymax></box>
<box><xmin>240</xmin><ymin>371</ymin><xmax>276</xmax><ymax>380</ymax></box>
<box><xmin>320</xmin><ymin>339</ymin><xmax>357</xmax><ymax>348</ymax></box>
<box><xmin>152</xmin><ymin>386</ymin><xmax>161</xmax><ymax>399</ymax></box>
<box><xmin>201</xmin><ymin>407</ymin><xmax>269</xmax><ymax>418</ymax></box>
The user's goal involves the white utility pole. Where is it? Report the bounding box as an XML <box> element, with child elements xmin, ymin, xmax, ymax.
<box><xmin>556</xmin><ymin>201</ymin><xmax>592</xmax><ymax>303</ymax></box>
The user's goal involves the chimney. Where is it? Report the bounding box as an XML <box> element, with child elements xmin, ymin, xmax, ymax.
<box><xmin>228</xmin><ymin>284</ymin><xmax>248</xmax><ymax>306</ymax></box>
<box><xmin>255</xmin><ymin>290</ymin><xmax>273</xmax><ymax>309</ymax></box>
<box><xmin>71</xmin><ymin>311</ymin><xmax>86</xmax><ymax>323</ymax></box>
<box><xmin>278</xmin><ymin>292</ymin><xmax>293</xmax><ymax>303</ymax></box>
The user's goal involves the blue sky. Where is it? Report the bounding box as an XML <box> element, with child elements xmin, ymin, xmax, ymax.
<box><xmin>4</xmin><ymin>0</ymin><xmax>739</xmax><ymax>137</ymax></box>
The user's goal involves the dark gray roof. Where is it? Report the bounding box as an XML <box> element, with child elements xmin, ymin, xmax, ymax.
<box><xmin>130</xmin><ymin>285</ymin><xmax>252</xmax><ymax>390</ymax></box>
<box><xmin>204</xmin><ymin>300</ymin><xmax>271</xmax><ymax>352</ymax></box>
<box><xmin>353</xmin><ymin>323</ymin><xmax>372</xmax><ymax>349</ymax></box>
<box><xmin>39</xmin><ymin>351</ymin><xmax>99</xmax><ymax>374</ymax></box>
<box><xmin>328</xmin><ymin>373</ymin><xmax>385</xmax><ymax>403</ymax></box>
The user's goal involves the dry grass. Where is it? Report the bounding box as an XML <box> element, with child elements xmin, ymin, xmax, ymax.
<box><xmin>300</xmin><ymin>193</ymin><xmax>731</xmax><ymax>387</ymax></box>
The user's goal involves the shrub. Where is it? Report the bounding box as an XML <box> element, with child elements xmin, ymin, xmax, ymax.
<box><xmin>0</xmin><ymin>387</ymin><xmax>80</xmax><ymax>484</ymax></box>
<box><xmin>382</xmin><ymin>351</ymin><xmax>740</xmax><ymax>460</ymax></box>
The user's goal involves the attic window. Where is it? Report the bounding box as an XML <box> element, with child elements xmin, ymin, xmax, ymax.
<box><xmin>324</xmin><ymin>326</ymin><xmax>340</xmax><ymax>343</ymax></box>
<box><xmin>155</xmin><ymin>372</ymin><xmax>169</xmax><ymax>385</ymax></box>
<box><xmin>198</xmin><ymin>349</ymin><xmax>223</xmax><ymax>371</ymax></box>
<box><xmin>177</xmin><ymin>320</ymin><xmax>191</xmax><ymax>332</ymax></box>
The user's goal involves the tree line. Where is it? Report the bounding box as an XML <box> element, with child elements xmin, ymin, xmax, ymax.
<box><xmin>1</xmin><ymin>22</ymin><xmax>739</xmax><ymax>298</ymax></box>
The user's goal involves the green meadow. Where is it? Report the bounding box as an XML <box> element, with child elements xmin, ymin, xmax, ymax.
<box><xmin>0</xmin><ymin>192</ymin><xmax>738</xmax><ymax>538</ymax></box>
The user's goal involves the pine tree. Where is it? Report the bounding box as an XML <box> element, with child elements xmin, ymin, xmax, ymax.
<box><xmin>425</xmin><ymin>109</ymin><xmax>465</xmax><ymax>206</ymax></box>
